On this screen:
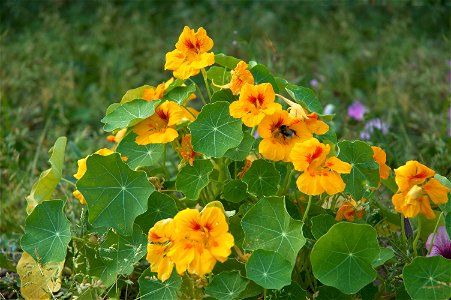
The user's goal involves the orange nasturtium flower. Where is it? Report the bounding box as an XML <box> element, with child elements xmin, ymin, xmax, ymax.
<box><xmin>229</xmin><ymin>83</ymin><xmax>282</xmax><ymax>127</ymax></box>
<box><xmin>372</xmin><ymin>146</ymin><xmax>390</xmax><ymax>180</ymax></box>
<box><xmin>336</xmin><ymin>198</ymin><xmax>365</xmax><ymax>222</ymax></box>
<box><xmin>165</xmin><ymin>26</ymin><xmax>215</xmax><ymax>80</ymax></box>
<box><xmin>290</xmin><ymin>138</ymin><xmax>352</xmax><ymax>196</ymax></box>
<box><xmin>230</xmin><ymin>61</ymin><xmax>254</xmax><ymax>95</ymax></box>
<box><xmin>392</xmin><ymin>161</ymin><xmax>449</xmax><ymax>219</ymax></box>
<box><xmin>257</xmin><ymin>110</ymin><xmax>311</xmax><ymax>162</ymax></box>
<box><xmin>133</xmin><ymin>101</ymin><xmax>186</xmax><ymax>145</ymax></box>
<box><xmin>73</xmin><ymin>148</ymin><xmax>117</xmax><ymax>204</ymax></box>
<box><xmin>178</xmin><ymin>134</ymin><xmax>201</xmax><ymax>166</ymax></box>
<box><xmin>142</xmin><ymin>78</ymin><xmax>174</xmax><ymax>101</ymax></box>
<box><xmin>106</xmin><ymin>128</ymin><xmax>127</xmax><ymax>145</ymax></box>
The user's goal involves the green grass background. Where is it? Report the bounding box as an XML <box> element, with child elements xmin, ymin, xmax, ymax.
<box><xmin>1</xmin><ymin>0</ymin><xmax>450</xmax><ymax>239</ymax></box>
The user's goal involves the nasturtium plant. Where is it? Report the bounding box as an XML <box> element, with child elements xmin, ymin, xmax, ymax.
<box><xmin>19</xmin><ymin>25</ymin><xmax>451</xmax><ymax>299</ymax></box>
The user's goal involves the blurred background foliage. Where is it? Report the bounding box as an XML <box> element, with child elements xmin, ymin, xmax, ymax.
<box><xmin>0</xmin><ymin>0</ymin><xmax>449</xmax><ymax>245</ymax></box>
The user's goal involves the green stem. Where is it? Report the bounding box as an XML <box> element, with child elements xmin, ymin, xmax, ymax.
<box><xmin>278</xmin><ymin>165</ymin><xmax>294</xmax><ymax>196</ymax></box>
<box><xmin>302</xmin><ymin>195</ymin><xmax>313</xmax><ymax>223</ymax></box>
<box><xmin>250</xmin><ymin>126</ymin><xmax>256</xmax><ymax>136</ymax></box>
<box><xmin>413</xmin><ymin>217</ymin><xmax>422</xmax><ymax>257</ymax></box>
<box><xmin>428</xmin><ymin>212</ymin><xmax>444</xmax><ymax>255</ymax></box>
<box><xmin>400</xmin><ymin>215</ymin><xmax>408</xmax><ymax>252</ymax></box>
<box><xmin>201</xmin><ymin>68</ymin><xmax>212</xmax><ymax>100</ymax></box>
<box><xmin>182</xmin><ymin>105</ymin><xmax>196</xmax><ymax>118</ymax></box>
<box><xmin>61</xmin><ymin>177</ymin><xmax>76</xmax><ymax>187</ymax></box>
<box><xmin>263</xmin><ymin>288</ymin><xmax>267</xmax><ymax>299</ymax></box>
<box><xmin>71</xmin><ymin>236</ymin><xmax>85</xmax><ymax>243</ymax></box>
<box><xmin>189</xmin><ymin>78</ymin><xmax>207</xmax><ymax>105</ymax></box>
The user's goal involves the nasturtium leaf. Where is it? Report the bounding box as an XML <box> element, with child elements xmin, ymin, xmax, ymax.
<box><xmin>403</xmin><ymin>256</ymin><xmax>451</xmax><ymax>300</ymax></box>
<box><xmin>26</xmin><ymin>136</ymin><xmax>67</xmax><ymax>214</ymax></box>
<box><xmin>371</xmin><ymin>247</ymin><xmax>394</xmax><ymax>268</ymax></box>
<box><xmin>135</xmin><ymin>192</ymin><xmax>178</xmax><ymax>233</ymax></box>
<box><xmin>189</xmin><ymin>101</ymin><xmax>243</xmax><ymax>157</ymax></box>
<box><xmin>310</xmin><ymin>222</ymin><xmax>380</xmax><ymax>294</ymax></box>
<box><xmin>285</xmin><ymin>84</ymin><xmax>322</xmax><ymax>113</ymax></box>
<box><xmin>317</xmin><ymin>286</ymin><xmax>352</xmax><ymax>300</ymax></box>
<box><xmin>207</xmin><ymin>66</ymin><xmax>232</xmax><ymax>86</ymax></box>
<box><xmin>116</xmin><ymin>131</ymin><xmax>164</xmax><ymax>169</ymax></box>
<box><xmin>120</xmin><ymin>85</ymin><xmax>150</xmax><ymax>104</ymax></box>
<box><xmin>211</xmin><ymin>89</ymin><xmax>234</xmax><ymax>103</ymax></box>
<box><xmin>311</xmin><ymin>214</ymin><xmax>337</xmax><ymax>240</ymax></box>
<box><xmin>229</xmin><ymin>215</ymin><xmax>245</xmax><ymax>248</ymax></box>
<box><xmin>21</xmin><ymin>200</ymin><xmax>71</xmax><ymax>265</ymax></box>
<box><xmin>237</xmin><ymin>280</ymin><xmax>263</xmax><ymax>299</ymax></box>
<box><xmin>99</xmin><ymin>225</ymin><xmax>147</xmax><ymax>277</ymax></box>
<box><xmin>138</xmin><ymin>267</ymin><xmax>182</xmax><ymax>300</ymax></box>
<box><xmin>164</xmin><ymin>84</ymin><xmax>196</xmax><ymax>105</ymax></box>
<box><xmin>17</xmin><ymin>252</ymin><xmax>64</xmax><ymax>300</ymax></box>
<box><xmin>435</xmin><ymin>174</ymin><xmax>451</xmax><ymax>213</ymax></box>
<box><xmin>274</xmin><ymin>76</ymin><xmax>289</xmax><ymax>91</ymax></box>
<box><xmin>250</xmin><ymin>64</ymin><xmax>279</xmax><ymax>92</ymax></box>
<box><xmin>269</xmin><ymin>282</ymin><xmax>307</xmax><ymax>299</ymax></box>
<box><xmin>215</xmin><ymin>53</ymin><xmax>240</xmax><ymax>69</ymax></box>
<box><xmin>337</xmin><ymin>140</ymin><xmax>380</xmax><ymax>200</ymax></box>
<box><xmin>446</xmin><ymin>213</ymin><xmax>451</xmax><ymax>238</ymax></box>
<box><xmin>241</xmin><ymin>196</ymin><xmax>305</xmax><ymax>266</ymax></box>
<box><xmin>205</xmin><ymin>271</ymin><xmax>249</xmax><ymax>300</ymax></box>
<box><xmin>245</xmin><ymin>249</ymin><xmax>292</xmax><ymax>290</ymax></box>
<box><xmin>77</xmin><ymin>153</ymin><xmax>154</xmax><ymax>236</ymax></box>
<box><xmin>101</xmin><ymin>99</ymin><xmax>160</xmax><ymax>132</ymax></box>
<box><xmin>86</xmin><ymin>248</ymin><xmax>117</xmax><ymax>286</ymax></box>
<box><xmin>223</xmin><ymin>180</ymin><xmax>248</xmax><ymax>203</ymax></box>
<box><xmin>242</xmin><ymin>160</ymin><xmax>280</xmax><ymax>198</ymax></box>
<box><xmin>176</xmin><ymin>159</ymin><xmax>214</xmax><ymax>200</ymax></box>
<box><xmin>223</xmin><ymin>133</ymin><xmax>255</xmax><ymax>161</ymax></box>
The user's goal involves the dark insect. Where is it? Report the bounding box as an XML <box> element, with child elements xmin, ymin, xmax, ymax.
<box><xmin>279</xmin><ymin>125</ymin><xmax>296</xmax><ymax>139</ymax></box>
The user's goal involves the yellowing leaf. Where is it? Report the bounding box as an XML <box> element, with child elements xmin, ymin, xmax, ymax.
<box><xmin>17</xmin><ymin>252</ymin><xmax>64</xmax><ymax>300</ymax></box>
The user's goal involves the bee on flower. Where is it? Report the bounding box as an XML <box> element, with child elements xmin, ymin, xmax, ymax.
<box><xmin>392</xmin><ymin>161</ymin><xmax>449</xmax><ymax>219</ymax></box>
<box><xmin>290</xmin><ymin>138</ymin><xmax>352</xmax><ymax>196</ymax></box>
<box><xmin>165</xmin><ymin>26</ymin><xmax>215</xmax><ymax>80</ymax></box>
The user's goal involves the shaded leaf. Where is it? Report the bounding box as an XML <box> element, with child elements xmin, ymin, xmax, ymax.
<box><xmin>116</xmin><ymin>131</ymin><xmax>164</xmax><ymax>169</ymax></box>
<box><xmin>311</xmin><ymin>214</ymin><xmax>337</xmax><ymax>240</ymax></box>
<box><xmin>135</xmin><ymin>192</ymin><xmax>178</xmax><ymax>233</ymax></box>
<box><xmin>372</xmin><ymin>248</ymin><xmax>394</xmax><ymax>268</ymax></box>
<box><xmin>214</xmin><ymin>53</ymin><xmax>240</xmax><ymax>69</ymax></box>
<box><xmin>223</xmin><ymin>133</ymin><xmax>254</xmax><ymax>161</ymax></box>
<box><xmin>285</xmin><ymin>84</ymin><xmax>322</xmax><ymax>113</ymax></box>
<box><xmin>77</xmin><ymin>153</ymin><xmax>154</xmax><ymax>235</ymax></box>
<box><xmin>139</xmin><ymin>267</ymin><xmax>182</xmax><ymax>300</ymax></box>
<box><xmin>250</xmin><ymin>64</ymin><xmax>279</xmax><ymax>92</ymax></box>
<box><xmin>26</xmin><ymin>137</ymin><xmax>67</xmax><ymax>214</ymax></box>
<box><xmin>211</xmin><ymin>89</ymin><xmax>234</xmax><ymax>103</ymax></box>
<box><xmin>242</xmin><ymin>160</ymin><xmax>280</xmax><ymax>198</ymax></box>
<box><xmin>269</xmin><ymin>281</ymin><xmax>307</xmax><ymax>299</ymax></box>
<box><xmin>207</xmin><ymin>66</ymin><xmax>231</xmax><ymax>86</ymax></box>
<box><xmin>317</xmin><ymin>286</ymin><xmax>352</xmax><ymax>300</ymax></box>
<box><xmin>176</xmin><ymin>159</ymin><xmax>214</xmax><ymax>200</ymax></box>
<box><xmin>223</xmin><ymin>180</ymin><xmax>248</xmax><ymax>203</ymax></box>
<box><xmin>21</xmin><ymin>200</ymin><xmax>71</xmax><ymax>265</ymax></box>
<box><xmin>205</xmin><ymin>271</ymin><xmax>249</xmax><ymax>300</ymax></box>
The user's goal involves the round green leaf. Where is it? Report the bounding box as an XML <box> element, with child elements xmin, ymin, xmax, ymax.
<box><xmin>99</xmin><ymin>225</ymin><xmax>147</xmax><ymax>277</ymax></box>
<box><xmin>223</xmin><ymin>180</ymin><xmax>248</xmax><ymax>203</ymax></box>
<box><xmin>311</xmin><ymin>214</ymin><xmax>337</xmax><ymax>240</ymax></box>
<box><xmin>211</xmin><ymin>89</ymin><xmax>235</xmax><ymax>103</ymax></box>
<box><xmin>205</xmin><ymin>271</ymin><xmax>249</xmax><ymax>300</ymax></box>
<box><xmin>317</xmin><ymin>286</ymin><xmax>352</xmax><ymax>300</ymax></box>
<box><xmin>310</xmin><ymin>222</ymin><xmax>380</xmax><ymax>294</ymax></box>
<box><xmin>245</xmin><ymin>249</ymin><xmax>292</xmax><ymax>290</ymax></box>
<box><xmin>176</xmin><ymin>159</ymin><xmax>214</xmax><ymax>200</ymax></box>
<box><xmin>116</xmin><ymin>131</ymin><xmax>164</xmax><ymax>169</ymax></box>
<box><xmin>250</xmin><ymin>64</ymin><xmax>279</xmax><ymax>92</ymax></box>
<box><xmin>21</xmin><ymin>200</ymin><xmax>71</xmax><ymax>265</ymax></box>
<box><xmin>135</xmin><ymin>192</ymin><xmax>178</xmax><ymax>233</ymax></box>
<box><xmin>189</xmin><ymin>101</ymin><xmax>243</xmax><ymax>158</ymax></box>
<box><xmin>371</xmin><ymin>248</ymin><xmax>394</xmax><ymax>268</ymax></box>
<box><xmin>285</xmin><ymin>84</ymin><xmax>322</xmax><ymax>113</ymax></box>
<box><xmin>242</xmin><ymin>160</ymin><xmax>280</xmax><ymax>198</ymax></box>
<box><xmin>139</xmin><ymin>267</ymin><xmax>182</xmax><ymax>300</ymax></box>
<box><xmin>269</xmin><ymin>282</ymin><xmax>307</xmax><ymax>299</ymax></box>
<box><xmin>223</xmin><ymin>133</ymin><xmax>255</xmax><ymax>161</ymax></box>
<box><xmin>207</xmin><ymin>66</ymin><xmax>232</xmax><ymax>86</ymax></box>
<box><xmin>403</xmin><ymin>256</ymin><xmax>451</xmax><ymax>300</ymax></box>
<box><xmin>120</xmin><ymin>85</ymin><xmax>150</xmax><ymax>104</ymax></box>
<box><xmin>77</xmin><ymin>153</ymin><xmax>154</xmax><ymax>236</ymax></box>
<box><xmin>214</xmin><ymin>53</ymin><xmax>240</xmax><ymax>69</ymax></box>
<box><xmin>241</xmin><ymin>196</ymin><xmax>305</xmax><ymax>266</ymax></box>
<box><xmin>163</xmin><ymin>84</ymin><xmax>196</xmax><ymax>105</ymax></box>
<box><xmin>101</xmin><ymin>99</ymin><xmax>160</xmax><ymax>132</ymax></box>
<box><xmin>337</xmin><ymin>140</ymin><xmax>380</xmax><ymax>200</ymax></box>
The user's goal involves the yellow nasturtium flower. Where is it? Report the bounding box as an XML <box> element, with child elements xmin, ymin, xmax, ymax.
<box><xmin>165</xmin><ymin>26</ymin><xmax>215</xmax><ymax>80</ymax></box>
<box><xmin>229</xmin><ymin>83</ymin><xmax>282</xmax><ymax>127</ymax></box>
<box><xmin>133</xmin><ymin>101</ymin><xmax>186</xmax><ymax>145</ymax></box>
<box><xmin>371</xmin><ymin>146</ymin><xmax>390</xmax><ymax>180</ymax></box>
<box><xmin>178</xmin><ymin>134</ymin><xmax>200</xmax><ymax>166</ymax></box>
<box><xmin>336</xmin><ymin>198</ymin><xmax>365</xmax><ymax>222</ymax></box>
<box><xmin>392</xmin><ymin>161</ymin><xmax>449</xmax><ymax>219</ymax></box>
<box><xmin>230</xmin><ymin>61</ymin><xmax>254</xmax><ymax>95</ymax></box>
<box><xmin>290</xmin><ymin>138</ymin><xmax>352</xmax><ymax>196</ymax></box>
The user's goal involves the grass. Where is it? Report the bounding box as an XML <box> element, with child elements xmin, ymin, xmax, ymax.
<box><xmin>0</xmin><ymin>0</ymin><xmax>449</xmax><ymax>267</ymax></box>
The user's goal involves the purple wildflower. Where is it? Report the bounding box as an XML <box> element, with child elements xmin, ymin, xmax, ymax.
<box><xmin>360</xmin><ymin>118</ymin><xmax>389</xmax><ymax>140</ymax></box>
<box><xmin>310</xmin><ymin>79</ymin><xmax>319</xmax><ymax>88</ymax></box>
<box><xmin>426</xmin><ymin>226</ymin><xmax>451</xmax><ymax>259</ymax></box>
<box><xmin>347</xmin><ymin>100</ymin><xmax>367</xmax><ymax>121</ymax></box>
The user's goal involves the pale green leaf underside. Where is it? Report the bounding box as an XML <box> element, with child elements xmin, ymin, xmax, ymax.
<box><xmin>241</xmin><ymin>196</ymin><xmax>305</xmax><ymax>266</ymax></box>
<box><xmin>189</xmin><ymin>101</ymin><xmax>243</xmax><ymax>158</ymax></box>
<box><xmin>310</xmin><ymin>222</ymin><xmax>380</xmax><ymax>294</ymax></box>
<box><xmin>242</xmin><ymin>160</ymin><xmax>280</xmax><ymax>198</ymax></box>
<box><xmin>77</xmin><ymin>153</ymin><xmax>154</xmax><ymax>236</ymax></box>
<box><xmin>102</xmin><ymin>99</ymin><xmax>160</xmax><ymax>132</ymax></box>
<box><xmin>205</xmin><ymin>271</ymin><xmax>249</xmax><ymax>300</ymax></box>
<box><xmin>21</xmin><ymin>200</ymin><xmax>71</xmax><ymax>265</ymax></box>
<box><xmin>176</xmin><ymin>160</ymin><xmax>214</xmax><ymax>200</ymax></box>
<box><xmin>245</xmin><ymin>249</ymin><xmax>292</xmax><ymax>290</ymax></box>
<box><xmin>139</xmin><ymin>268</ymin><xmax>182</xmax><ymax>300</ymax></box>
<box><xmin>116</xmin><ymin>131</ymin><xmax>164</xmax><ymax>169</ymax></box>
<box><xmin>403</xmin><ymin>256</ymin><xmax>451</xmax><ymax>300</ymax></box>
